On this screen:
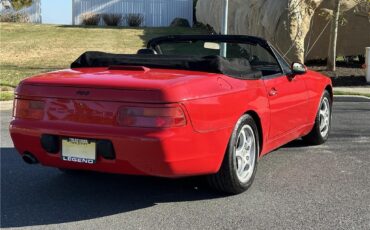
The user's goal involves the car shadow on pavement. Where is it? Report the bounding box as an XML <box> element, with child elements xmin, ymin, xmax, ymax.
<box><xmin>281</xmin><ymin>139</ymin><xmax>309</xmax><ymax>148</ymax></box>
<box><xmin>1</xmin><ymin>148</ymin><xmax>222</xmax><ymax>228</ymax></box>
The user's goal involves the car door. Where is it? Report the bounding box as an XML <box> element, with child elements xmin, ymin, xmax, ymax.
<box><xmin>263</xmin><ymin>74</ymin><xmax>308</xmax><ymax>139</ymax></box>
<box><xmin>247</xmin><ymin>44</ymin><xmax>309</xmax><ymax>140</ymax></box>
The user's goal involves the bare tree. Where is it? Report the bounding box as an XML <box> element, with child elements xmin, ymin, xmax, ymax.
<box><xmin>327</xmin><ymin>0</ymin><xmax>341</xmax><ymax>71</ymax></box>
<box><xmin>353</xmin><ymin>0</ymin><xmax>370</xmax><ymax>21</ymax></box>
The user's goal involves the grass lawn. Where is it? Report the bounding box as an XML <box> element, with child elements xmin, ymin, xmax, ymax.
<box><xmin>0</xmin><ymin>23</ymin><xmax>207</xmax><ymax>87</ymax></box>
<box><xmin>1</xmin><ymin>23</ymin><xmax>368</xmax><ymax>100</ymax></box>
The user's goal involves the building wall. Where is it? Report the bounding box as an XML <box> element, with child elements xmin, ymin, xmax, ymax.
<box><xmin>72</xmin><ymin>0</ymin><xmax>193</xmax><ymax>27</ymax></box>
<box><xmin>306</xmin><ymin>7</ymin><xmax>370</xmax><ymax>59</ymax></box>
<box><xmin>196</xmin><ymin>0</ymin><xmax>370</xmax><ymax>62</ymax></box>
<box><xmin>18</xmin><ymin>0</ymin><xmax>41</xmax><ymax>23</ymax></box>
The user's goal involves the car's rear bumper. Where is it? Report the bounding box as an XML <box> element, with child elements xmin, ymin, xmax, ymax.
<box><xmin>9</xmin><ymin>119</ymin><xmax>231</xmax><ymax>177</ymax></box>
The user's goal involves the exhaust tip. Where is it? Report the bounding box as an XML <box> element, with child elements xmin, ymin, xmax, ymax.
<box><xmin>22</xmin><ymin>152</ymin><xmax>39</xmax><ymax>164</ymax></box>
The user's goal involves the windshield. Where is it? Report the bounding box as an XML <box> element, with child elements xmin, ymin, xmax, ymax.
<box><xmin>149</xmin><ymin>37</ymin><xmax>283</xmax><ymax>77</ymax></box>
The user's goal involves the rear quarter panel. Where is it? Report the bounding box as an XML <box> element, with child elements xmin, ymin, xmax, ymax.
<box><xmin>182</xmin><ymin>78</ymin><xmax>270</xmax><ymax>156</ymax></box>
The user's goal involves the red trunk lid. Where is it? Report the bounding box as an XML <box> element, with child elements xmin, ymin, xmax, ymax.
<box><xmin>16</xmin><ymin>67</ymin><xmax>223</xmax><ymax>103</ymax></box>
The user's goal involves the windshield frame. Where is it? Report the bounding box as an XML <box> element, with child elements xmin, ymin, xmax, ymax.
<box><xmin>147</xmin><ymin>35</ymin><xmax>289</xmax><ymax>76</ymax></box>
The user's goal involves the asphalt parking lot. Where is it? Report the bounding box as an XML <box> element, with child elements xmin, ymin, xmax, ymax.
<box><xmin>1</xmin><ymin>100</ymin><xmax>370</xmax><ymax>230</ymax></box>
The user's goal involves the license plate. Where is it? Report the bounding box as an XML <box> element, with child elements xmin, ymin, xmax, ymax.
<box><xmin>62</xmin><ymin>138</ymin><xmax>96</xmax><ymax>164</ymax></box>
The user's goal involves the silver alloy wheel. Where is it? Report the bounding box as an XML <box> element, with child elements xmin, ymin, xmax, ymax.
<box><xmin>319</xmin><ymin>97</ymin><xmax>330</xmax><ymax>137</ymax></box>
<box><xmin>235</xmin><ymin>125</ymin><xmax>256</xmax><ymax>183</ymax></box>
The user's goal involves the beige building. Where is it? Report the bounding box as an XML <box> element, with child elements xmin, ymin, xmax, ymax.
<box><xmin>196</xmin><ymin>0</ymin><xmax>370</xmax><ymax>63</ymax></box>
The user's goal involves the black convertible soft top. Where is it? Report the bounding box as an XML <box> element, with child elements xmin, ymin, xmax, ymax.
<box><xmin>71</xmin><ymin>51</ymin><xmax>262</xmax><ymax>80</ymax></box>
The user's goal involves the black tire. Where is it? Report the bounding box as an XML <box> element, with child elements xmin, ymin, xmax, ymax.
<box><xmin>302</xmin><ymin>90</ymin><xmax>332</xmax><ymax>145</ymax></box>
<box><xmin>207</xmin><ymin>114</ymin><xmax>259</xmax><ymax>194</ymax></box>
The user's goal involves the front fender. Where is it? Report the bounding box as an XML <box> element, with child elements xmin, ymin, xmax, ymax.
<box><xmin>304</xmin><ymin>70</ymin><xmax>333</xmax><ymax>124</ymax></box>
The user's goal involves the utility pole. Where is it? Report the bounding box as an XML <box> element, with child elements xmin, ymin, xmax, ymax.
<box><xmin>327</xmin><ymin>0</ymin><xmax>341</xmax><ymax>71</ymax></box>
<box><xmin>220</xmin><ymin>0</ymin><xmax>228</xmax><ymax>57</ymax></box>
<box><xmin>366</xmin><ymin>47</ymin><xmax>370</xmax><ymax>83</ymax></box>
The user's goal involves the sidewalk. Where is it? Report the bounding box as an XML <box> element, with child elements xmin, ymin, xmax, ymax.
<box><xmin>334</xmin><ymin>86</ymin><xmax>370</xmax><ymax>94</ymax></box>
<box><xmin>0</xmin><ymin>100</ymin><xmax>13</xmax><ymax>111</ymax></box>
<box><xmin>334</xmin><ymin>86</ymin><xmax>370</xmax><ymax>97</ymax></box>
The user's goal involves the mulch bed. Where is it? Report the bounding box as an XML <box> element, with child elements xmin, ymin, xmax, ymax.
<box><xmin>306</xmin><ymin>61</ymin><xmax>367</xmax><ymax>87</ymax></box>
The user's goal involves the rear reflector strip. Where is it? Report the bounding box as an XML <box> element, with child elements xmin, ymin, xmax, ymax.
<box><xmin>13</xmin><ymin>99</ymin><xmax>45</xmax><ymax>120</ymax></box>
<box><xmin>117</xmin><ymin>106</ymin><xmax>186</xmax><ymax>128</ymax></box>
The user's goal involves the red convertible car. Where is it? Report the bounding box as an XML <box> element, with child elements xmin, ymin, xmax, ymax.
<box><xmin>10</xmin><ymin>35</ymin><xmax>332</xmax><ymax>194</ymax></box>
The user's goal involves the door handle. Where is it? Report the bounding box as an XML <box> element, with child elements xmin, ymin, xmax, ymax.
<box><xmin>269</xmin><ymin>88</ymin><xmax>278</xmax><ymax>96</ymax></box>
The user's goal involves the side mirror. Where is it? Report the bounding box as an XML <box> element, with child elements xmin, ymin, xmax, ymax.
<box><xmin>291</xmin><ymin>62</ymin><xmax>307</xmax><ymax>74</ymax></box>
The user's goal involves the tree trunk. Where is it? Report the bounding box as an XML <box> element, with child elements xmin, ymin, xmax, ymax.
<box><xmin>327</xmin><ymin>0</ymin><xmax>341</xmax><ymax>71</ymax></box>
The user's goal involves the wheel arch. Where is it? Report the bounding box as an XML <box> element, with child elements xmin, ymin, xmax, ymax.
<box><xmin>325</xmin><ymin>85</ymin><xmax>333</xmax><ymax>102</ymax></box>
<box><xmin>245</xmin><ymin>110</ymin><xmax>263</xmax><ymax>157</ymax></box>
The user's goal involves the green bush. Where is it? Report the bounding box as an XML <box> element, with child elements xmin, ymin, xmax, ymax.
<box><xmin>0</xmin><ymin>12</ymin><xmax>29</xmax><ymax>23</ymax></box>
<box><xmin>81</xmin><ymin>13</ymin><xmax>101</xmax><ymax>26</ymax></box>
<box><xmin>124</xmin><ymin>13</ymin><xmax>144</xmax><ymax>27</ymax></box>
<box><xmin>102</xmin><ymin>14</ymin><xmax>122</xmax><ymax>26</ymax></box>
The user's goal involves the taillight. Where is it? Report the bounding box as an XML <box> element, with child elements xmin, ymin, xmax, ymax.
<box><xmin>117</xmin><ymin>106</ymin><xmax>186</xmax><ymax>128</ymax></box>
<box><xmin>13</xmin><ymin>99</ymin><xmax>45</xmax><ymax>120</ymax></box>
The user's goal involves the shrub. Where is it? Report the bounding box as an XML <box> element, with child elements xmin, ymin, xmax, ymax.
<box><xmin>11</xmin><ymin>0</ymin><xmax>33</xmax><ymax>11</ymax></box>
<box><xmin>170</xmin><ymin>18</ymin><xmax>191</xmax><ymax>27</ymax></box>
<box><xmin>102</xmin><ymin>13</ymin><xmax>122</xmax><ymax>26</ymax></box>
<box><xmin>81</xmin><ymin>13</ymin><xmax>101</xmax><ymax>26</ymax></box>
<box><xmin>124</xmin><ymin>13</ymin><xmax>144</xmax><ymax>27</ymax></box>
<box><xmin>0</xmin><ymin>12</ymin><xmax>30</xmax><ymax>23</ymax></box>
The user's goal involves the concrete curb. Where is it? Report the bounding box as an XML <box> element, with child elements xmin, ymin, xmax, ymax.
<box><xmin>334</xmin><ymin>95</ymin><xmax>370</xmax><ymax>102</ymax></box>
<box><xmin>0</xmin><ymin>100</ymin><xmax>13</xmax><ymax>111</ymax></box>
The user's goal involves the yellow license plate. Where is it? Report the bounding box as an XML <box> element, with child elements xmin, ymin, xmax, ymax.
<box><xmin>62</xmin><ymin>138</ymin><xmax>96</xmax><ymax>164</ymax></box>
